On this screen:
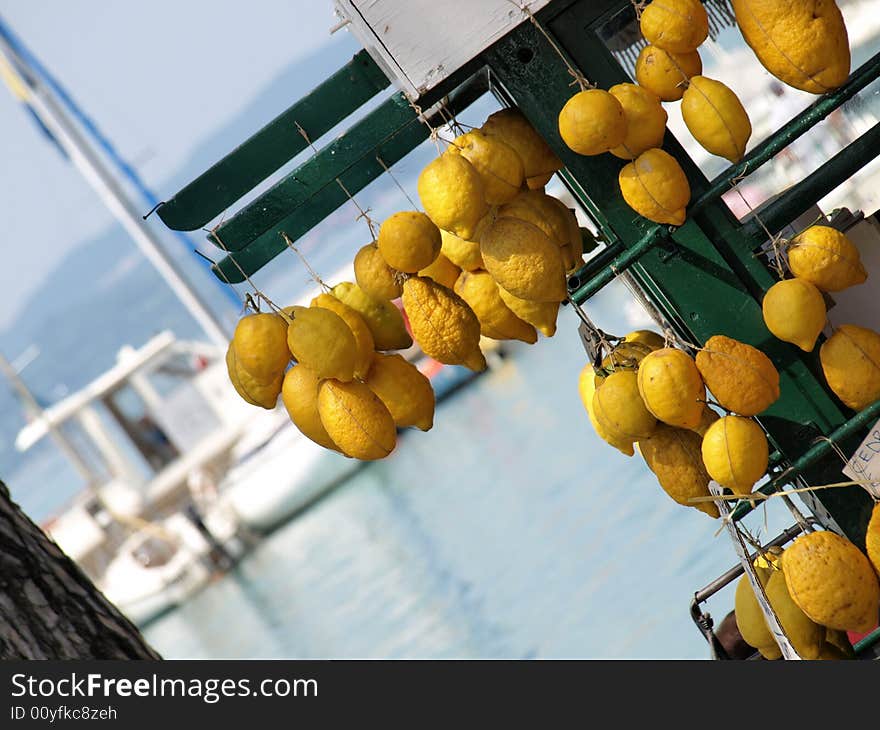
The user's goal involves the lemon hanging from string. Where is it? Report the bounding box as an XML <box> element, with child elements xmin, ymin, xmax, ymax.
<box><xmin>635</xmin><ymin>45</ymin><xmax>702</xmax><ymax>102</ymax></box>
<box><xmin>497</xmin><ymin>191</ymin><xmax>578</xmax><ymax>272</ymax></box>
<box><xmin>695</xmin><ymin>335</ymin><xmax>780</xmax><ymax>416</ymax></box>
<box><xmin>354</xmin><ymin>242</ymin><xmax>403</xmax><ymax>300</ymax></box>
<box><xmin>448</xmin><ymin>129</ymin><xmax>524</xmax><ymax>205</ymax></box>
<box><xmin>637</xmin><ymin>348</ymin><xmax>706</xmax><ymax>430</ymax></box>
<box><xmin>608</xmin><ymin>83</ymin><xmax>668</xmax><ymax>159</ymax></box>
<box><xmin>681</xmin><ymin>76</ymin><xmax>752</xmax><ymax>162</ymax></box>
<box><xmin>787</xmin><ymin>226</ymin><xmax>867</xmax><ymax>292</ymax></box>
<box><xmin>281</xmin><ymin>364</ymin><xmax>339</xmax><ymax>451</ymax></box>
<box><xmin>592</xmin><ymin>370</ymin><xmax>658</xmax><ymax>442</ymax></box>
<box><xmin>731</xmin><ymin>0</ymin><xmax>850</xmax><ymax>94</ymax></box>
<box><xmin>286</xmin><ymin>305</ymin><xmax>357</xmax><ymax>382</ymax></box>
<box><xmin>782</xmin><ymin>530</ymin><xmax>880</xmax><ymax>633</ymax></box>
<box><xmin>735</xmin><ymin>573</ymin><xmax>781</xmax><ymax>660</ymax></box>
<box><xmin>762</xmin><ymin>278</ymin><xmax>826</xmax><ymax>352</ymax></box>
<box><xmin>480</xmin><ymin>217</ymin><xmax>567</xmax><ymax>302</ymax></box>
<box><xmin>365</xmin><ymin>353</ymin><xmax>435</xmax><ymax>431</ymax></box>
<box><xmin>624</xmin><ymin>330</ymin><xmax>666</xmax><ymax>351</ymax></box>
<box><xmin>417</xmin><ymin>154</ymin><xmax>488</xmax><ymax>240</ymax></box>
<box><xmin>317</xmin><ymin>379</ymin><xmax>397</xmax><ymax>461</ymax></box>
<box><xmin>377</xmin><ymin>211</ymin><xmax>441</xmax><ymax>273</ymax></box>
<box><xmin>866</xmin><ymin>503</ymin><xmax>880</xmax><ymax>577</ymax></box>
<box><xmin>558</xmin><ymin>88</ymin><xmax>627</xmax><ymax>156</ymax></box>
<box><xmin>701</xmin><ymin>415</ymin><xmax>768</xmax><ymax>496</ymax></box>
<box><xmin>819</xmin><ymin>324</ymin><xmax>880</xmax><ymax>411</ymax></box>
<box><xmin>230</xmin><ymin>312</ymin><xmax>290</xmax><ymax>382</ymax></box>
<box><xmin>640</xmin><ymin>0</ymin><xmax>709</xmax><ymax>53</ymax></box>
<box><xmin>638</xmin><ymin>423</ymin><xmax>718</xmax><ymax>518</ymax></box>
<box><xmin>764</xmin><ymin>568</ymin><xmax>825</xmax><ymax>660</ymax></box>
<box><xmin>454</xmin><ymin>270</ymin><xmax>538</xmax><ymax>344</ymax></box>
<box><xmin>402</xmin><ymin>276</ymin><xmax>486</xmax><ymax>371</ymax></box>
<box><xmin>577</xmin><ymin>364</ymin><xmax>634</xmax><ymax>456</ymax></box>
<box><xmin>310</xmin><ymin>293</ymin><xmax>375</xmax><ymax>380</ymax></box>
<box><xmin>619</xmin><ymin>148</ymin><xmax>690</xmax><ymax>226</ymax></box>
<box><xmin>480</xmin><ymin>107</ymin><xmax>562</xmax><ymax>180</ymax></box>
<box><xmin>331</xmin><ymin>282</ymin><xmax>413</xmax><ymax>351</ymax></box>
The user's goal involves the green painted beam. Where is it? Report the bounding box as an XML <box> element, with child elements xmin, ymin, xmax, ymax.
<box><xmin>156</xmin><ymin>50</ymin><xmax>390</xmax><ymax>232</ymax></box>
<box><xmin>742</xmin><ymin>120</ymin><xmax>880</xmax><ymax>242</ymax></box>
<box><xmin>209</xmin><ymin>92</ymin><xmax>416</xmax><ymax>252</ymax></box>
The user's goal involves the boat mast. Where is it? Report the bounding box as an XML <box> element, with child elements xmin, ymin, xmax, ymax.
<box><xmin>0</xmin><ymin>34</ymin><xmax>230</xmax><ymax>348</ymax></box>
<box><xmin>0</xmin><ymin>351</ymin><xmax>96</xmax><ymax>486</ymax></box>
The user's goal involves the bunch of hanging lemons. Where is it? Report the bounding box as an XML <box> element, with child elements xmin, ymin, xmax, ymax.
<box><xmin>556</xmin><ymin>0</ymin><xmax>753</xmax><ymax>227</ymax></box>
<box><xmin>733</xmin><ymin>541</ymin><xmax>877</xmax><ymax>660</ymax></box>
<box><xmin>762</xmin><ymin>223</ymin><xmax>880</xmax><ymax>413</ymax></box>
<box><xmin>578</xmin><ymin>328</ymin><xmax>783</xmax><ymax>516</ymax></box>
<box><xmin>225</xmin><ymin>108</ymin><xmax>595</xmax><ymax>461</ymax></box>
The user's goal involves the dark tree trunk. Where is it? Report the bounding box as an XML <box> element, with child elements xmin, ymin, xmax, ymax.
<box><xmin>0</xmin><ymin>480</ymin><xmax>161</xmax><ymax>659</ymax></box>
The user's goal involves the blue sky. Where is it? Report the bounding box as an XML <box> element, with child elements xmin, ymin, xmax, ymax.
<box><xmin>0</xmin><ymin>0</ymin><xmax>343</xmax><ymax>330</ymax></box>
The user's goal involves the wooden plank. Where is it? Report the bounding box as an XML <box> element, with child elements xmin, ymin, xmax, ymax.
<box><xmin>156</xmin><ymin>50</ymin><xmax>390</xmax><ymax>232</ymax></box>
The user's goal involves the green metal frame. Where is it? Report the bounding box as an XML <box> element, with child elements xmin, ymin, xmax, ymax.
<box><xmin>156</xmin><ymin>0</ymin><xmax>880</xmax><ymax>548</ymax></box>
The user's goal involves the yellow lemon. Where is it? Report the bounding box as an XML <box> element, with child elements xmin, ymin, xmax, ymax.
<box><xmin>480</xmin><ymin>107</ymin><xmax>562</xmax><ymax>179</ymax></box>
<box><xmin>788</xmin><ymin>226</ymin><xmax>867</xmax><ymax>292</ymax></box>
<box><xmin>230</xmin><ymin>312</ymin><xmax>290</xmax><ymax>382</ymax></box>
<box><xmin>448</xmin><ymin>129</ymin><xmax>524</xmax><ymax>205</ymax></box>
<box><xmin>820</xmin><ymin>324</ymin><xmax>880</xmax><ymax>411</ymax></box>
<box><xmin>609</xmin><ymin>83</ymin><xmax>668</xmax><ymax>159</ymax></box>
<box><xmin>310</xmin><ymin>293</ymin><xmax>375</xmax><ymax>380</ymax></box>
<box><xmin>440</xmin><ymin>228</ymin><xmax>484</xmax><ymax>272</ymax></box>
<box><xmin>402</xmin><ymin>276</ymin><xmax>486</xmax><ymax>371</ymax></box>
<box><xmin>353</xmin><ymin>242</ymin><xmax>403</xmax><ymax>300</ymax></box>
<box><xmin>377</xmin><ymin>211</ymin><xmax>441</xmax><ymax>273</ymax></box>
<box><xmin>454</xmin><ymin>270</ymin><xmax>538</xmax><ymax>344</ymax></box>
<box><xmin>762</xmin><ymin>278</ymin><xmax>826</xmax><ymax>352</ymax></box>
<box><xmin>701</xmin><ymin>415</ymin><xmax>768</xmax><ymax>496</ymax></box>
<box><xmin>317</xmin><ymin>379</ymin><xmax>397</xmax><ymax>461</ymax></box>
<box><xmin>635</xmin><ymin>45</ymin><xmax>702</xmax><ymax>102</ymax></box>
<box><xmin>619</xmin><ymin>148</ymin><xmax>690</xmax><ymax>226</ymax></box>
<box><xmin>696</xmin><ymin>335</ymin><xmax>780</xmax><ymax>416</ymax></box>
<box><xmin>640</xmin><ymin>0</ymin><xmax>708</xmax><ymax>53</ymax></box>
<box><xmin>731</xmin><ymin>0</ymin><xmax>850</xmax><ymax>94</ymax></box>
<box><xmin>365</xmin><ymin>352</ymin><xmax>435</xmax><ymax>431</ymax></box>
<box><xmin>281</xmin><ymin>364</ymin><xmax>339</xmax><ymax>451</ymax></box>
<box><xmin>638</xmin><ymin>423</ymin><xmax>718</xmax><ymax>518</ymax></box>
<box><xmin>418</xmin><ymin>252</ymin><xmax>461</xmax><ymax>290</ymax></box>
<box><xmin>735</xmin><ymin>574</ymin><xmax>780</xmax><ymax>659</ymax></box>
<box><xmin>782</xmin><ymin>530</ymin><xmax>880</xmax><ymax>633</ymax></box>
<box><xmin>545</xmin><ymin>197</ymin><xmax>587</xmax><ymax>272</ymax></box>
<box><xmin>578</xmin><ymin>364</ymin><xmax>634</xmax><ymax>456</ymax></box>
<box><xmin>558</xmin><ymin>89</ymin><xmax>627</xmax><ymax>156</ymax></box>
<box><xmin>286</xmin><ymin>306</ymin><xmax>357</xmax><ymax>382</ymax></box>
<box><xmin>637</xmin><ymin>348</ymin><xmax>706</xmax><ymax>429</ymax></box>
<box><xmin>764</xmin><ymin>568</ymin><xmax>825</xmax><ymax>660</ymax></box>
<box><xmin>497</xmin><ymin>191</ymin><xmax>577</xmax><ymax>271</ymax></box>
<box><xmin>681</xmin><ymin>76</ymin><xmax>752</xmax><ymax>162</ymax></box>
<box><xmin>225</xmin><ymin>345</ymin><xmax>283</xmax><ymax>410</ymax></box>
<box><xmin>866</xmin><ymin>503</ymin><xmax>880</xmax><ymax>577</ymax></box>
<box><xmin>480</xmin><ymin>217</ymin><xmax>567</xmax><ymax>302</ymax></box>
<box><xmin>331</xmin><ymin>282</ymin><xmax>413</xmax><ymax>351</ymax></box>
<box><xmin>593</xmin><ymin>370</ymin><xmax>658</xmax><ymax>442</ymax></box>
<box><xmin>498</xmin><ymin>287</ymin><xmax>559</xmax><ymax>338</ymax></box>
<box><xmin>417</xmin><ymin>154</ymin><xmax>487</xmax><ymax>240</ymax></box>
<box><xmin>624</xmin><ymin>329</ymin><xmax>666</xmax><ymax>350</ymax></box>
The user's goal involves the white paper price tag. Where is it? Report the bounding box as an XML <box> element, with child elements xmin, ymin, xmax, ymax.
<box><xmin>842</xmin><ymin>419</ymin><xmax>880</xmax><ymax>500</ymax></box>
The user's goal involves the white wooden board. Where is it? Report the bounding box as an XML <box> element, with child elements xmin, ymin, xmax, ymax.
<box><xmin>335</xmin><ymin>0</ymin><xmax>552</xmax><ymax>98</ymax></box>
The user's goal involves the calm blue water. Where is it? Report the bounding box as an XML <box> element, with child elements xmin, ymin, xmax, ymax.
<box><xmin>140</xmin><ymin>296</ymin><xmax>793</xmax><ymax>659</ymax></box>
